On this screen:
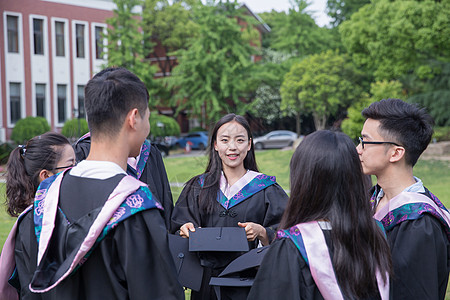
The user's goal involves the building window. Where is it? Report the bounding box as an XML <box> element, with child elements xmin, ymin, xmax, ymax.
<box><xmin>7</xmin><ymin>16</ymin><xmax>19</xmax><ymax>53</ymax></box>
<box><xmin>33</xmin><ymin>19</ymin><xmax>44</xmax><ymax>55</ymax></box>
<box><xmin>55</xmin><ymin>21</ymin><xmax>65</xmax><ymax>57</ymax></box>
<box><xmin>10</xmin><ymin>83</ymin><xmax>21</xmax><ymax>124</ymax></box>
<box><xmin>36</xmin><ymin>84</ymin><xmax>46</xmax><ymax>117</ymax></box>
<box><xmin>77</xmin><ymin>85</ymin><xmax>85</xmax><ymax>118</ymax></box>
<box><xmin>57</xmin><ymin>84</ymin><xmax>67</xmax><ymax>123</ymax></box>
<box><xmin>76</xmin><ymin>24</ymin><xmax>85</xmax><ymax>58</ymax></box>
<box><xmin>95</xmin><ymin>26</ymin><xmax>104</xmax><ymax>59</ymax></box>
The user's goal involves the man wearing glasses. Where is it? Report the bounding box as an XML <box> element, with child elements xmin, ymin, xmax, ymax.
<box><xmin>357</xmin><ymin>98</ymin><xmax>450</xmax><ymax>300</ymax></box>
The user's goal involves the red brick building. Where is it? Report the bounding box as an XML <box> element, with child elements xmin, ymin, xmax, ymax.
<box><xmin>0</xmin><ymin>0</ymin><xmax>269</xmax><ymax>142</ymax></box>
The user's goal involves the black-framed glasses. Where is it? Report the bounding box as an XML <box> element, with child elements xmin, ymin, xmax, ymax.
<box><xmin>54</xmin><ymin>163</ymin><xmax>76</xmax><ymax>170</ymax></box>
<box><xmin>358</xmin><ymin>137</ymin><xmax>402</xmax><ymax>149</ymax></box>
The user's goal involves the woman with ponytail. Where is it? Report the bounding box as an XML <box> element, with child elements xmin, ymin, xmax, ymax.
<box><xmin>5</xmin><ymin>132</ymin><xmax>76</xmax><ymax>217</ymax></box>
<box><xmin>1</xmin><ymin>132</ymin><xmax>75</xmax><ymax>300</ymax></box>
<box><xmin>248</xmin><ymin>130</ymin><xmax>392</xmax><ymax>300</ymax></box>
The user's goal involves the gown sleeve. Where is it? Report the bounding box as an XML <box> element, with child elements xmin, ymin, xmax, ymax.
<box><xmin>144</xmin><ymin>145</ymin><xmax>174</xmax><ymax>230</ymax></box>
<box><xmin>247</xmin><ymin>238</ymin><xmax>320</xmax><ymax>300</ymax></box>
<box><xmin>262</xmin><ymin>183</ymin><xmax>289</xmax><ymax>242</ymax></box>
<box><xmin>387</xmin><ymin>214</ymin><xmax>450</xmax><ymax>300</ymax></box>
<box><xmin>170</xmin><ymin>181</ymin><xmax>202</xmax><ymax>233</ymax></box>
<box><xmin>14</xmin><ymin>212</ymin><xmax>41</xmax><ymax>300</ymax></box>
<box><xmin>114</xmin><ymin>208</ymin><xmax>185</xmax><ymax>300</ymax></box>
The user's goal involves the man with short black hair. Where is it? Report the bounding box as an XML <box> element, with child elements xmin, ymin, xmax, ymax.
<box><xmin>15</xmin><ymin>67</ymin><xmax>184</xmax><ymax>299</ymax></box>
<box><xmin>357</xmin><ymin>98</ymin><xmax>450</xmax><ymax>299</ymax></box>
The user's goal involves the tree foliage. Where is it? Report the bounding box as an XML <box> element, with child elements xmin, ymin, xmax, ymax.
<box><xmin>142</xmin><ymin>0</ymin><xmax>198</xmax><ymax>77</ymax></box>
<box><xmin>168</xmin><ymin>0</ymin><xmax>257</xmax><ymax>123</ymax></box>
<box><xmin>149</xmin><ymin>113</ymin><xmax>181</xmax><ymax>137</ymax></box>
<box><xmin>61</xmin><ymin>119</ymin><xmax>89</xmax><ymax>139</ymax></box>
<box><xmin>342</xmin><ymin>80</ymin><xmax>404</xmax><ymax>141</ymax></box>
<box><xmin>266</xmin><ymin>0</ymin><xmax>340</xmax><ymax>56</ymax></box>
<box><xmin>247</xmin><ymin>49</ymin><xmax>295</xmax><ymax>125</ymax></box>
<box><xmin>141</xmin><ymin>0</ymin><xmax>199</xmax><ymax>109</ymax></box>
<box><xmin>407</xmin><ymin>61</ymin><xmax>450</xmax><ymax>126</ymax></box>
<box><xmin>11</xmin><ymin>117</ymin><xmax>50</xmax><ymax>144</ymax></box>
<box><xmin>326</xmin><ymin>0</ymin><xmax>370</xmax><ymax>27</ymax></box>
<box><xmin>106</xmin><ymin>0</ymin><xmax>157</xmax><ymax>92</ymax></box>
<box><xmin>340</xmin><ymin>0</ymin><xmax>450</xmax><ymax>81</ymax></box>
<box><xmin>281</xmin><ymin>50</ymin><xmax>362</xmax><ymax>131</ymax></box>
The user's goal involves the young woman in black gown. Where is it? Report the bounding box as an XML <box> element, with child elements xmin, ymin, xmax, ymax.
<box><xmin>171</xmin><ymin>113</ymin><xmax>288</xmax><ymax>300</ymax></box>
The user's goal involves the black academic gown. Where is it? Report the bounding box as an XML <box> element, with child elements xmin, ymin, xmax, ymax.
<box><xmin>247</xmin><ymin>231</ymin><xmax>382</xmax><ymax>300</ymax></box>
<box><xmin>73</xmin><ymin>135</ymin><xmax>174</xmax><ymax>229</ymax></box>
<box><xmin>370</xmin><ymin>186</ymin><xmax>450</xmax><ymax>300</ymax></box>
<box><xmin>171</xmin><ymin>176</ymin><xmax>288</xmax><ymax>300</ymax></box>
<box><xmin>14</xmin><ymin>173</ymin><xmax>184</xmax><ymax>300</ymax></box>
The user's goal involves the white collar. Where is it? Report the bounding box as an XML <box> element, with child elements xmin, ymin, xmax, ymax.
<box><xmin>219</xmin><ymin>170</ymin><xmax>261</xmax><ymax>199</ymax></box>
<box><xmin>376</xmin><ymin>176</ymin><xmax>425</xmax><ymax>203</ymax></box>
<box><xmin>69</xmin><ymin>160</ymin><xmax>127</xmax><ymax>179</ymax></box>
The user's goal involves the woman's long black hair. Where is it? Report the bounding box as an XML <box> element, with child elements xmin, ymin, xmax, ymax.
<box><xmin>5</xmin><ymin>132</ymin><xmax>70</xmax><ymax>217</ymax></box>
<box><xmin>186</xmin><ymin>113</ymin><xmax>259</xmax><ymax>213</ymax></box>
<box><xmin>280</xmin><ymin>130</ymin><xmax>392</xmax><ymax>299</ymax></box>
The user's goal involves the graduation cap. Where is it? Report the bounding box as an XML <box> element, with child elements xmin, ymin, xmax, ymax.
<box><xmin>168</xmin><ymin>234</ymin><xmax>204</xmax><ymax>291</ymax></box>
<box><xmin>189</xmin><ymin>227</ymin><xmax>249</xmax><ymax>252</ymax></box>
<box><xmin>209</xmin><ymin>246</ymin><xmax>270</xmax><ymax>299</ymax></box>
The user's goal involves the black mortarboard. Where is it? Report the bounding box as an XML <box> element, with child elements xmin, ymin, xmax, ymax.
<box><xmin>219</xmin><ymin>245</ymin><xmax>269</xmax><ymax>276</ymax></box>
<box><xmin>209</xmin><ymin>246</ymin><xmax>270</xmax><ymax>299</ymax></box>
<box><xmin>168</xmin><ymin>234</ymin><xmax>204</xmax><ymax>291</ymax></box>
<box><xmin>189</xmin><ymin>227</ymin><xmax>249</xmax><ymax>252</ymax></box>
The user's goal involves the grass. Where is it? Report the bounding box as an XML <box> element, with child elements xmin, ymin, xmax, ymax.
<box><xmin>164</xmin><ymin>150</ymin><xmax>450</xmax><ymax>205</ymax></box>
<box><xmin>0</xmin><ymin>150</ymin><xmax>449</xmax><ymax>299</ymax></box>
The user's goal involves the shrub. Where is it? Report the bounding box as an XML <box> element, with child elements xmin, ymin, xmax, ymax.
<box><xmin>10</xmin><ymin>117</ymin><xmax>50</xmax><ymax>144</ymax></box>
<box><xmin>0</xmin><ymin>142</ymin><xmax>14</xmax><ymax>165</ymax></box>
<box><xmin>150</xmin><ymin>114</ymin><xmax>180</xmax><ymax>138</ymax></box>
<box><xmin>433</xmin><ymin>127</ymin><xmax>450</xmax><ymax>142</ymax></box>
<box><xmin>61</xmin><ymin>119</ymin><xmax>89</xmax><ymax>139</ymax></box>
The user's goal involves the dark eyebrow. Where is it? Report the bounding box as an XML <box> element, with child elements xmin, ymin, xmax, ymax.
<box><xmin>361</xmin><ymin>133</ymin><xmax>369</xmax><ymax>139</ymax></box>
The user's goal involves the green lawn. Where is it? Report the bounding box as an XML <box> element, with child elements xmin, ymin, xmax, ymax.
<box><xmin>165</xmin><ymin>150</ymin><xmax>450</xmax><ymax>206</ymax></box>
<box><xmin>1</xmin><ymin>150</ymin><xmax>449</xmax><ymax>299</ymax></box>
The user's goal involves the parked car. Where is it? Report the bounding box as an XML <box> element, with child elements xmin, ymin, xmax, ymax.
<box><xmin>164</xmin><ymin>136</ymin><xmax>179</xmax><ymax>148</ymax></box>
<box><xmin>175</xmin><ymin>131</ymin><xmax>209</xmax><ymax>150</ymax></box>
<box><xmin>253</xmin><ymin>130</ymin><xmax>298</xmax><ymax>150</ymax></box>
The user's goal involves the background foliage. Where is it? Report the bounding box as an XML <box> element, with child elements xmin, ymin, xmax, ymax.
<box><xmin>10</xmin><ymin>117</ymin><xmax>50</xmax><ymax>145</ymax></box>
<box><xmin>149</xmin><ymin>114</ymin><xmax>181</xmax><ymax>138</ymax></box>
<box><xmin>61</xmin><ymin>119</ymin><xmax>89</xmax><ymax>139</ymax></box>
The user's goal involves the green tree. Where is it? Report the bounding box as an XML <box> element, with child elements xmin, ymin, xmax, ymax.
<box><xmin>407</xmin><ymin>61</ymin><xmax>450</xmax><ymax>126</ymax></box>
<box><xmin>168</xmin><ymin>0</ymin><xmax>257</xmax><ymax>125</ymax></box>
<box><xmin>326</xmin><ymin>0</ymin><xmax>370</xmax><ymax>27</ymax></box>
<box><xmin>61</xmin><ymin>119</ymin><xmax>89</xmax><ymax>140</ymax></box>
<box><xmin>342</xmin><ymin>80</ymin><xmax>404</xmax><ymax>141</ymax></box>
<box><xmin>11</xmin><ymin>117</ymin><xmax>50</xmax><ymax>144</ymax></box>
<box><xmin>247</xmin><ymin>49</ymin><xmax>295</xmax><ymax>125</ymax></box>
<box><xmin>141</xmin><ymin>0</ymin><xmax>198</xmax><ymax>110</ymax></box>
<box><xmin>268</xmin><ymin>0</ymin><xmax>340</xmax><ymax>56</ymax></box>
<box><xmin>281</xmin><ymin>50</ymin><xmax>362</xmax><ymax>132</ymax></box>
<box><xmin>340</xmin><ymin>0</ymin><xmax>450</xmax><ymax>81</ymax></box>
<box><xmin>149</xmin><ymin>114</ymin><xmax>181</xmax><ymax>138</ymax></box>
<box><xmin>142</xmin><ymin>0</ymin><xmax>198</xmax><ymax>78</ymax></box>
<box><xmin>106</xmin><ymin>0</ymin><xmax>157</xmax><ymax>91</ymax></box>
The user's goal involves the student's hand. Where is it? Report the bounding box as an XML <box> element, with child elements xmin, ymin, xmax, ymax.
<box><xmin>180</xmin><ymin>222</ymin><xmax>195</xmax><ymax>238</ymax></box>
<box><xmin>238</xmin><ymin>222</ymin><xmax>269</xmax><ymax>246</ymax></box>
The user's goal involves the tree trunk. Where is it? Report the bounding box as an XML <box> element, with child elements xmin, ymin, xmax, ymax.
<box><xmin>295</xmin><ymin>112</ymin><xmax>302</xmax><ymax>136</ymax></box>
<box><xmin>313</xmin><ymin>112</ymin><xmax>327</xmax><ymax>130</ymax></box>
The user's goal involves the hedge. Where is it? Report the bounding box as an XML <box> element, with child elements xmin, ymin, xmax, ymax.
<box><xmin>10</xmin><ymin>117</ymin><xmax>50</xmax><ymax>144</ymax></box>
